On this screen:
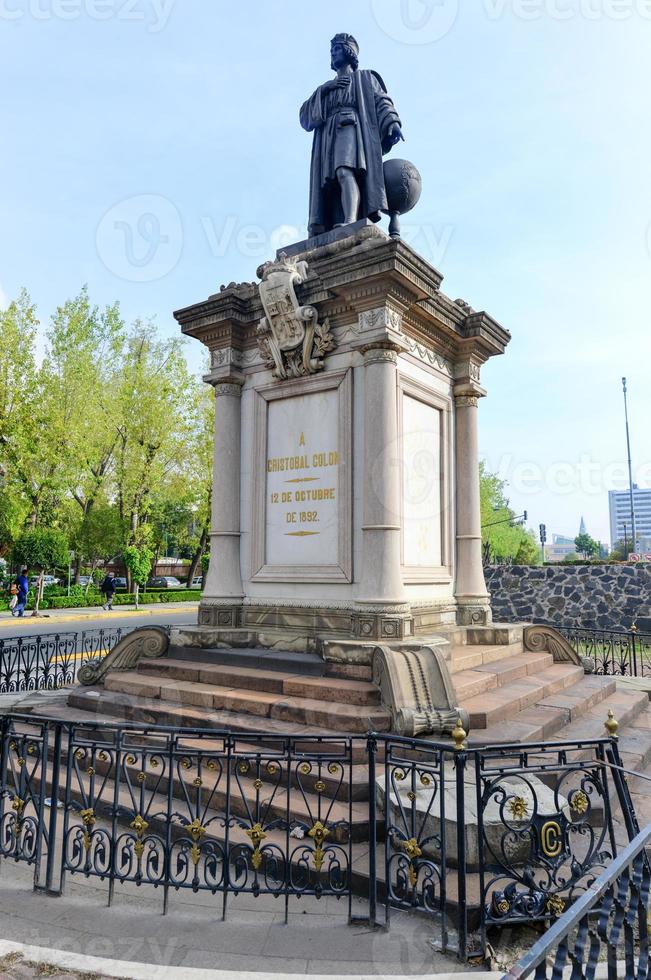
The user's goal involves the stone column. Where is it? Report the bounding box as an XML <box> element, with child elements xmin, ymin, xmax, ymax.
<box><xmin>454</xmin><ymin>386</ymin><xmax>491</xmax><ymax>625</ymax></box>
<box><xmin>202</xmin><ymin>379</ymin><xmax>244</xmax><ymax>622</ymax></box>
<box><xmin>357</xmin><ymin>345</ymin><xmax>409</xmax><ymax>614</ymax></box>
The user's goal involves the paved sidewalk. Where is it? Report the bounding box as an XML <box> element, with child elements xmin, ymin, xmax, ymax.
<box><xmin>0</xmin><ymin>604</ymin><xmax>198</xmax><ymax>628</ymax></box>
<box><xmin>0</xmin><ymin>861</ymin><xmax>477</xmax><ymax>977</ymax></box>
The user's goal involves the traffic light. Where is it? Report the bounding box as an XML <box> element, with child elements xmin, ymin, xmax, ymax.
<box><xmin>539</xmin><ymin>523</ymin><xmax>547</xmax><ymax>544</ymax></box>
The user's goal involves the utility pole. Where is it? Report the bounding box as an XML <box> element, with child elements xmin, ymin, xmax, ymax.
<box><xmin>622</xmin><ymin>378</ymin><xmax>637</xmax><ymax>551</ymax></box>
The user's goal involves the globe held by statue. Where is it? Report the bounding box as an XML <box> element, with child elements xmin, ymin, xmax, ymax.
<box><xmin>383</xmin><ymin>158</ymin><xmax>422</xmax><ymax>237</ymax></box>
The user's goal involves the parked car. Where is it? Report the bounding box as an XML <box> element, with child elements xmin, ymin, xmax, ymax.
<box><xmin>78</xmin><ymin>575</ymin><xmax>94</xmax><ymax>587</ymax></box>
<box><xmin>146</xmin><ymin>576</ymin><xmax>182</xmax><ymax>589</ymax></box>
<box><xmin>113</xmin><ymin>577</ymin><xmax>127</xmax><ymax>589</ymax></box>
<box><xmin>29</xmin><ymin>574</ymin><xmax>60</xmax><ymax>588</ymax></box>
<box><xmin>190</xmin><ymin>576</ymin><xmax>203</xmax><ymax>589</ymax></box>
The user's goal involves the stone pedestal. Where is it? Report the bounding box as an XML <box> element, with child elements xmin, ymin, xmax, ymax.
<box><xmin>174</xmin><ymin>225</ymin><xmax>510</xmax><ymax>649</ymax></box>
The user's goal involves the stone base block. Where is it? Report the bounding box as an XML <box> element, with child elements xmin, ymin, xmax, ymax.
<box><xmin>377</xmin><ymin>772</ymin><xmax>570</xmax><ymax>872</ymax></box>
<box><xmin>456</xmin><ymin>601</ymin><xmax>493</xmax><ymax>627</ymax></box>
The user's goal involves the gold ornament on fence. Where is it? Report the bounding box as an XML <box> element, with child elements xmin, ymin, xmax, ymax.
<box><xmin>80</xmin><ymin>808</ymin><xmax>96</xmax><ymax>853</ymax></box>
<box><xmin>507</xmin><ymin>796</ymin><xmax>529</xmax><ymax>820</ymax></box>
<box><xmin>308</xmin><ymin>820</ymin><xmax>330</xmax><ymax>872</ymax></box>
<box><xmin>130</xmin><ymin>813</ymin><xmax>149</xmax><ymax>860</ymax></box>
<box><xmin>570</xmin><ymin>790</ymin><xmax>589</xmax><ymax>815</ymax></box>
<box><xmin>246</xmin><ymin>822</ymin><xmax>267</xmax><ymax>870</ymax></box>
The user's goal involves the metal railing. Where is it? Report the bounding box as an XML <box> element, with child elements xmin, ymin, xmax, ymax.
<box><xmin>0</xmin><ymin>628</ymin><xmax>137</xmax><ymax>694</ymax></box>
<box><xmin>0</xmin><ymin>712</ymin><xmax>642</xmax><ymax>962</ymax></box>
<box><xmin>504</xmin><ymin>821</ymin><xmax>651</xmax><ymax>979</ymax></box>
<box><xmin>540</xmin><ymin>624</ymin><xmax>651</xmax><ymax>677</ymax></box>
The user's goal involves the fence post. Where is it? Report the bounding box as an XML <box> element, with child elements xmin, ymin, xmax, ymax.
<box><xmin>453</xmin><ymin>719</ymin><xmax>468</xmax><ymax>960</ymax></box>
<box><xmin>44</xmin><ymin>722</ymin><xmax>63</xmax><ymax>895</ymax></box>
<box><xmin>605</xmin><ymin>710</ymin><xmax>640</xmax><ymax>841</ymax></box>
<box><xmin>367</xmin><ymin>733</ymin><xmax>378</xmax><ymax>928</ymax></box>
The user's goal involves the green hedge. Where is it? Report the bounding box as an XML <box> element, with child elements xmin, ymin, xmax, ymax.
<box><xmin>0</xmin><ymin>590</ymin><xmax>201</xmax><ymax>612</ymax></box>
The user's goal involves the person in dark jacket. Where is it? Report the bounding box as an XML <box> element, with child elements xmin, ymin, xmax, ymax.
<box><xmin>12</xmin><ymin>568</ymin><xmax>29</xmax><ymax>617</ymax></box>
<box><xmin>100</xmin><ymin>572</ymin><xmax>116</xmax><ymax>611</ymax></box>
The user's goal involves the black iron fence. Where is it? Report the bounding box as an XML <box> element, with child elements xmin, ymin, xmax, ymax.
<box><xmin>546</xmin><ymin>624</ymin><xmax>651</xmax><ymax>677</ymax></box>
<box><xmin>0</xmin><ymin>628</ymin><xmax>137</xmax><ymax>694</ymax></box>
<box><xmin>0</xmin><ymin>712</ymin><xmax>643</xmax><ymax>963</ymax></box>
<box><xmin>504</xmin><ymin>821</ymin><xmax>651</xmax><ymax>979</ymax></box>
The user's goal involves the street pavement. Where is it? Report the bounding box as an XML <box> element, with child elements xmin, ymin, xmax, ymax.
<box><xmin>0</xmin><ymin>605</ymin><xmax>198</xmax><ymax>635</ymax></box>
<box><xmin>0</xmin><ymin>860</ymin><xmax>480</xmax><ymax>978</ymax></box>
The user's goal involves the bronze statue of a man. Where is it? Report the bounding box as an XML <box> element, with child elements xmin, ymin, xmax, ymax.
<box><xmin>300</xmin><ymin>34</ymin><xmax>404</xmax><ymax>237</ymax></box>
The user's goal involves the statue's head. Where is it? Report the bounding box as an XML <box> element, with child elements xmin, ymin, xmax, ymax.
<box><xmin>331</xmin><ymin>33</ymin><xmax>359</xmax><ymax>71</ymax></box>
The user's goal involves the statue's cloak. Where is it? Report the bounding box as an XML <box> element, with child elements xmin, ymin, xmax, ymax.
<box><xmin>300</xmin><ymin>69</ymin><xmax>401</xmax><ymax>236</ymax></box>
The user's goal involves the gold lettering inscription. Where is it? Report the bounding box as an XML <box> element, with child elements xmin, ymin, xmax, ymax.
<box><xmin>268</xmin><ymin>434</ymin><xmax>338</xmax><ymax>543</ymax></box>
<box><xmin>266</xmin><ymin>451</ymin><xmax>338</xmax><ymax>472</ymax></box>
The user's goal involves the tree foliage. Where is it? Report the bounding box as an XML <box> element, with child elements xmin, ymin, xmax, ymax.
<box><xmin>0</xmin><ymin>288</ymin><xmax>212</xmax><ymax>580</ymax></box>
<box><xmin>480</xmin><ymin>463</ymin><xmax>540</xmax><ymax>565</ymax></box>
<box><xmin>12</xmin><ymin>527</ymin><xmax>70</xmax><ymax>614</ymax></box>
<box><xmin>575</xmin><ymin>532</ymin><xmax>599</xmax><ymax>558</ymax></box>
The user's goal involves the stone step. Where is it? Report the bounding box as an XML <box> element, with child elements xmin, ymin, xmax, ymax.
<box><xmin>467</xmin><ymin>686</ymin><xmax>647</xmax><ymax>747</ymax></box>
<box><xmin>167</xmin><ymin>644</ymin><xmax>326</xmax><ymax>676</ymax></box>
<box><xmin>448</xmin><ymin>643</ymin><xmax>524</xmax><ymax>674</ymax></box>
<box><xmin>68</xmin><ymin>686</ymin><xmax>391</xmax><ymax>736</ymax></box>
<box><xmin>452</xmin><ymin>652</ymin><xmax>555</xmax><ymax>701</ymax></box>
<box><xmin>137</xmin><ymin>658</ymin><xmax>381</xmax><ymax>706</ymax></box>
<box><xmin>103</xmin><ymin>670</ymin><xmax>389</xmax><ymax>731</ymax></box>
<box><xmin>460</xmin><ymin>664</ymin><xmax>585</xmax><ymax>729</ymax></box>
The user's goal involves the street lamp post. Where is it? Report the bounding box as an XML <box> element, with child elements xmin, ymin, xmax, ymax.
<box><xmin>622</xmin><ymin>378</ymin><xmax>637</xmax><ymax>552</ymax></box>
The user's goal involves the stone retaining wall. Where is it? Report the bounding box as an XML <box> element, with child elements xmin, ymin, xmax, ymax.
<box><xmin>484</xmin><ymin>564</ymin><xmax>651</xmax><ymax>631</ymax></box>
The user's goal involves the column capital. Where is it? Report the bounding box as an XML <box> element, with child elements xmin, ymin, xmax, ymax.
<box><xmin>453</xmin><ymin>381</ymin><xmax>486</xmax><ymax>405</ymax></box>
<box><xmin>212</xmin><ymin>379</ymin><xmax>245</xmax><ymax>398</ymax></box>
<box><xmin>361</xmin><ymin>343</ymin><xmax>401</xmax><ymax>366</ymax></box>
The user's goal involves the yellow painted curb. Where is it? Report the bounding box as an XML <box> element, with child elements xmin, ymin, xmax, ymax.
<box><xmin>0</xmin><ymin>604</ymin><xmax>199</xmax><ymax>628</ymax></box>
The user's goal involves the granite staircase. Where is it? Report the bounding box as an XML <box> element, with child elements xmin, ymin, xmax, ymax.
<box><xmin>15</xmin><ymin>629</ymin><xmax>651</xmax><ymax>924</ymax></box>
<box><xmin>62</xmin><ymin>630</ymin><xmax>651</xmax><ymax>758</ymax></box>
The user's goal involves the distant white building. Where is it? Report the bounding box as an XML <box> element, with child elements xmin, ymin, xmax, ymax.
<box><xmin>545</xmin><ymin>533</ymin><xmax>576</xmax><ymax>563</ymax></box>
<box><xmin>608</xmin><ymin>487</ymin><xmax>651</xmax><ymax>550</ymax></box>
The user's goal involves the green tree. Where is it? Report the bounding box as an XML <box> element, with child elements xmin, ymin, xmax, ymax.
<box><xmin>115</xmin><ymin>323</ymin><xmax>196</xmax><ymax>551</ymax></box>
<box><xmin>74</xmin><ymin>502</ymin><xmax>123</xmax><ymax>592</ymax></box>
<box><xmin>480</xmin><ymin>463</ymin><xmax>540</xmax><ymax>564</ymax></box>
<box><xmin>0</xmin><ymin>290</ymin><xmax>55</xmax><ymax>537</ymax></box>
<box><xmin>13</xmin><ymin>527</ymin><xmax>69</xmax><ymax>615</ymax></box>
<box><xmin>43</xmin><ymin>288</ymin><xmax>126</xmax><ymax>579</ymax></box>
<box><xmin>575</xmin><ymin>532</ymin><xmax>598</xmax><ymax>558</ymax></box>
<box><xmin>122</xmin><ymin>544</ymin><xmax>154</xmax><ymax>610</ymax></box>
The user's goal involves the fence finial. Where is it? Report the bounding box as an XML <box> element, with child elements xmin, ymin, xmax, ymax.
<box><xmin>605</xmin><ymin>709</ymin><xmax>619</xmax><ymax>740</ymax></box>
<box><xmin>452</xmin><ymin>717</ymin><xmax>467</xmax><ymax>751</ymax></box>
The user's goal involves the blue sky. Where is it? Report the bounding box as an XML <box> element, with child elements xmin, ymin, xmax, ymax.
<box><xmin>2</xmin><ymin>0</ymin><xmax>650</xmax><ymax>545</ymax></box>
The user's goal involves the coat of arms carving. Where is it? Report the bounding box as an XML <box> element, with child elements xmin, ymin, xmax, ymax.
<box><xmin>256</xmin><ymin>253</ymin><xmax>335</xmax><ymax>380</ymax></box>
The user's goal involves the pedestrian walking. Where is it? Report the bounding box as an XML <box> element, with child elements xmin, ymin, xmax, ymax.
<box><xmin>100</xmin><ymin>572</ymin><xmax>116</xmax><ymax>611</ymax></box>
<box><xmin>12</xmin><ymin>568</ymin><xmax>29</xmax><ymax>617</ymax></box>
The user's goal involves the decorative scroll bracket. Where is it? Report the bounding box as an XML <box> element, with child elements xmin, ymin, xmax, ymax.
<box><xmin>78</xmin><ymin>626</ymin><xmax>170</xmax><ymax>686</ymax></box>
<box><xmin>372</xmin><ymin>643</ymin><xmax>469</xmax><ymax>737</ymax></box>
<box><xmin>256</xmin><ymin>253</ymin><xmax>335</xmax><ymax>380</ymax></box>
<box><xmin>523</xmin><ymin>624</ymin><xmax>594</xmax><ymax>673</ymax></box>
